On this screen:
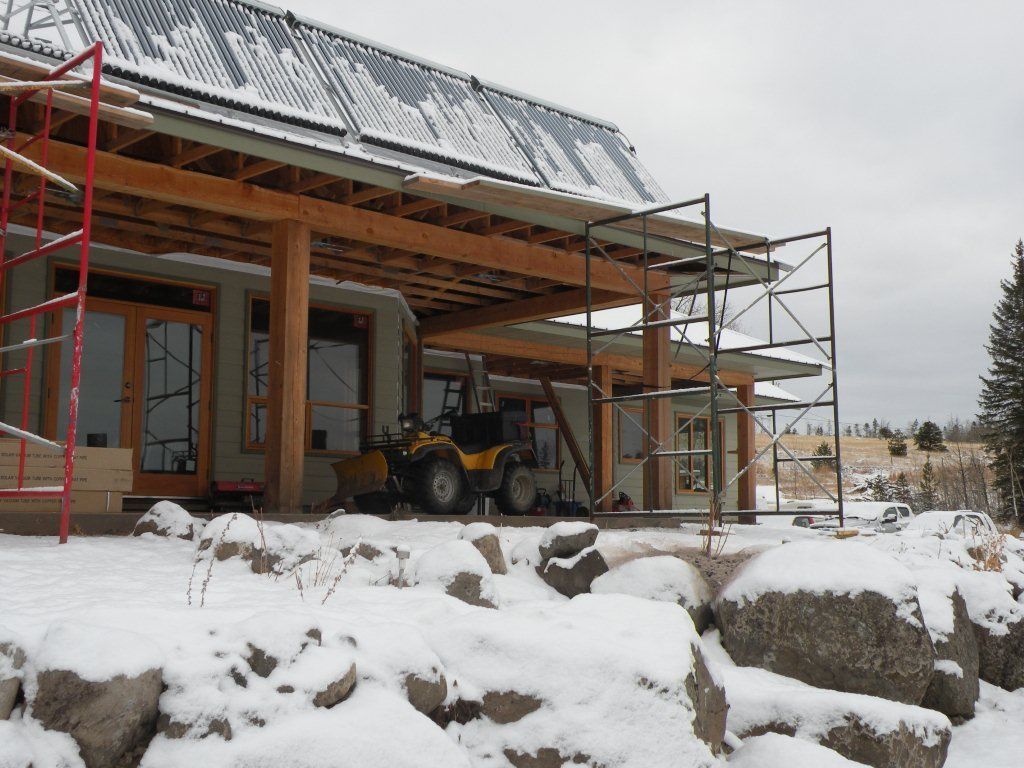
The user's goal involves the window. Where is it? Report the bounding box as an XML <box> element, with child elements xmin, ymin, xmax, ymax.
<box><xmin>618</xmin><ymin>407</ymin><xmax>644</xmax><ymax>463</ymax></box>
<box><xmin>674</xmin><ymin>414</ymin><xmax>724</xmax><ymax>493</ymax></box>
<box><xmin>246</xmin><ymin>298</ymin><xmax>371</xmax><ymax>454</ymax></box>
<box><xmin>499</xmin><ymin>395</ymin><xmax>559</xmax><ymax>470</ymax></box>
<box><xmin>422</xmin><ymin>372</ymin><xmax>468</xmax><ymax>435</ymax></box>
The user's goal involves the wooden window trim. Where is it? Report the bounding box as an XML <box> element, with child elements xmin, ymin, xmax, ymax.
<box><xmin>244</xmin><ymin>294</ymin><xmax>373</xmax><ymax>456</ymax></box>
<box><xmin>673</xmin><ymin>413</ymin><xmax>726</xmax><ymax>495</ymax></box>
<box><xmin>497</xmin><ymin>393</ymin><xmax>561</xmax><ymax>472</ymax></box>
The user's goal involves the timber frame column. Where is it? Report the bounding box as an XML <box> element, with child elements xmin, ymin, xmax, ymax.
<box><xmin>592</xmin><ymin>365</ymin><xmax>614</xmax><ymax>512</ymax></box>
<box><xmin>264</xmin><ymin>220</ymin><xmax>311</xmax><ymax>514</ymax></box>
<box><xmin>642</xmin><ymin>293</ymin><xmax>673</xmax><ymax>511</ymax></box>
<box><xmin>736</xmin><ymin>382</ymin><xmax>757</xmax><ymax>523</ymax></box>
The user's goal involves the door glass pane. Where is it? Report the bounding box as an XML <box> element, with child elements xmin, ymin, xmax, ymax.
<box><xmin>57</xmin><ymin>309</ymin><xmax>125</xmax><ymax>448</ymax></box>
<box><xmin>533</xmin><ymin>427</ymin><xmax>558</xmax><ymax>470</ymax></box>
<box><xmin>309</xmin><ymin>404</ymin><xmax>362</xmax><ymax>452</ymax></box>
<box><xmin>423</xmin><ymin>374</ymin><xmax>464</xmax><ymax>434</ymax></box>
<box><xmin>140</xmin><ymin>319</ymin><xmax>202</xmax><ymax>474</ymax></box>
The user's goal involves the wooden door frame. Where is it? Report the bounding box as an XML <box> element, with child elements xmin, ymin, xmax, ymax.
<box><xmin>131</xmin><ymin>304</ymin><xmax>214</xmax><ymax>497</ymax></box>
<box><xmin>44</xmin><ymin>291</ymin><xmax>215</xmax><ymax>498</ymax></box>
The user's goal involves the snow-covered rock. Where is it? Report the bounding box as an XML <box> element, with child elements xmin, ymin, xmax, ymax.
<box><xmin>716</xmin><ymin>541</ymin><xmax>935</xmax><ymax>704</ymax></box>
<box><xmin>592</xmin><ymin>555</ymin><xmax>713</xmax><ymax>633</ymax></box>
<box><xmin>510</xmin><ymin>535</ymin><xmax>542</xmax><ymax>566</ymax></box>
<box><xmin>428</xmin><ymin>594</ymin><xmax>723</xmax><ymax>767</ymax></box>
<box><xmin>133</xmin><ymin>501</ymin><xmax>205</xmax><ymax>541</ymax></box>
<box><xmin>459</xmin><ymin>523</ymin><xmax>507</xmax><ymax>575</ymax></box>
<box><xmin>537</xmin><ymin>546</ymin><xmax>609</xmax><ymax>597</ymax></box>
<box><xmin>29</xmin><ymin>622</ymin><xmax>164</xmax><ymax>768</ymax></box>
<box><xmin>729</xmin><ymin>733</ymin><xmax>871</xmax><ymax>767</ymax></box>
<box><xmin>196</xmin><ymin>514</ymin><xmax>319</xmax><ymax>575</ymax></box>
<box><xmin>537</xmin><ymin>521</ymin><xmax>598</xmax><ymax>561</ymax></box>
<box><xmin>414</xmin><ymin>540</ymin><xmax>497</xmax><ymax>608</ymax></box>
<box><xmin>916</xmin><ymin>575</ymin><xmax>980</xmax><ymax>719</ymax></box>
<box><xmin>0</xmin><ymin>634</ymin><xmax>26</xmax><ymax>720</ymax></box>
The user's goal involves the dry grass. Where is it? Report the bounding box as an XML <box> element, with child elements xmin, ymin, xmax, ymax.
<box><xmin>754</xmin><ymin>435</ymin><xmax>988</xmax><ymax>499</ymax></box>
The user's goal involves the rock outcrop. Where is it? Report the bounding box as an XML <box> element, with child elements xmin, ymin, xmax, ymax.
<box><xmin>460</xmin><ymin>523</ymin><xmax>507</xmax><ymax>575</ymax></box>
<box><xmin>538</xmin><ymin>546</ymin><xmax>609</xmax><ymax>598</ymax></box>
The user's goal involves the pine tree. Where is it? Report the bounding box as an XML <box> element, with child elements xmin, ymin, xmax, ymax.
<box><xmin>871</xmin><ymin>418</ymin><xmax>879</xmax><ymax>438</ymax></box>
<box><xmin>865</xmin><ymin>473</ymin><xmax>893</xmax><ymax>502</ymax></box>
<box><xmin>892</xmin><ymin>472</ymin><xmax>913</xmax><ymax>506</ymax></box>
<box><xmin>914</xmin><ymin>421</ymin><xmax>946</xmax><ymax>452</ymax></box>
<box><xmin>811</xmin><ymin>441</ymin><xmax>834</xmax><ymax>471</ymax></box>
<box><xmin>878</xmin><ymin>424</ymin><xmax>893</xmax><ymax>440</ymax></box>
<box><xmin>888</xmin><ymin>430</ymin><xmax>908</xmax><ymax>457</ymax></box>
<box><xmin>917</xmin><ymin>457</ymin><xmax>939</xmax><ymax>510</ymax></box>
<box><xmin>979</xmin><ymin>239</ymin><xmax>1024</xmax><ymax>524</ymax></box>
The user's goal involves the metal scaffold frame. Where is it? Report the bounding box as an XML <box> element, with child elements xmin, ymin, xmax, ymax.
<box><xmin>583</xmin><ymin>194</ymin><xmax>845</xmax><ymax>529</ymax></box>
<box><xmin>0</xmin><ymin>41</ymin><xmax>102</xmax><ymax>542</ymax></box>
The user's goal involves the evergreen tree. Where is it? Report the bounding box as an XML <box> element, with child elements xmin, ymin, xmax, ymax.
<box><xmin>888</xmin><ymin>430</ymin><xmax>908</xmax><ymax>457</ymax></box>
<box><xmin>811</xmin><ymin>441</ymin><xmax>834</xmax><ymax>471</ymax></box>
<box><xmin>892</xmin><ymin>472</ymin><xmax>913</xmax><ymax>506</ymax></box>
<box><xmin>916</xmin><ymin>457</ymin><xmax>939</xmax><ymax>510</ymax></box>
<box><xmin>914</xmin><ymin>420</ymin><xmax>946</xmax><ymax>452</ymax></box>
<box><xmin>865</xmin><ymin>473</ymin><xmax>893</xmax><ymax>502</ymax></box>
<box><xmin>979</xmin><ymin>239</ymin><xmax>1024</xmax><ymax>524</ymax></box>
<box><xmin>854</xmin><ymin>424</ymin><xmax>862</xmax><ymax>437</ymax></box>
<box><xmin>878</xmin><ymin>425</ymin><xmax>893</xmax><ymax>440</ymax></box>
<box><xmin>909</xmin><ymin>419</ymin><xmax>920</xmax><ymax>436</ymax></box>
<box><xmin>843</xmin><ymin>425</ymin><xmax>853</xmax><ymax>437</ymax></box>
<box><xmin>871</xmin><ymin>418</ymin><xmax>879</xmax><ymax>438</ymax></box>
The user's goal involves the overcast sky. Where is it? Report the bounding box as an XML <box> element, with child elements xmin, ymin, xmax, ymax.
<box><xmin>289</xmin><ymin>0</ymin><xmax>1024</xmax><ymax>430</ymax></box>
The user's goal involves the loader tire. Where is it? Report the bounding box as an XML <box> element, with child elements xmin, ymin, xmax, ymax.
<box><xmin>410</xmin><ymin>457</ymin><xmax>466</xmax><ymax>515</ymax></box>
<box><xmin>494</xmin><ymin>463</ymin><xmax>535</xmax><ymax>516</ymax></box>
<box><xmin>354</xmin><ymin>492</ymin><xmax>396</xmax><ymax>516</ymax></box>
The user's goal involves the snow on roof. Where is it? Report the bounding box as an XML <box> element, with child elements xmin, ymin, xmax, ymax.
<box><xmin>755</xmin><ymin>382</ymin><xmax>800</xmax><ymax>402</ymax></box>
<box><xmin>25</xmin><ymin>0</ymin><xmax>668</xmax><ymax>207</ymax></box>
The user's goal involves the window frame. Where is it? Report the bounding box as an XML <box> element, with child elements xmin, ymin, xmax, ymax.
<box><xmin>497</xmin><ymin>393</ymin><xmax>561</xmax><ymax>472</ymax></box>
<box><xmin>617</xmin><ymin>406</ymin><xmax>644</xmax><ymax>464</ymax></box>
<box><xmin>244</xmin><ymin>294</ymin><xmax>373</xmax><ymax>456</ymax></box>
<box><xmin>673</xmin><ymin>412</ymin><xmax>726</xmax><ymax>495</ymax></box>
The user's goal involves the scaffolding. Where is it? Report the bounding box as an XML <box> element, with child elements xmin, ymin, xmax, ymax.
<box><xmin>0</xmin><ymin>42</ymin><xmax>101</xmax><ymax>542</ymax></box>
<box><xmin>584</xmin><ymin>194</ymin><xmax>845</xmax><ymax>528</ymax></box>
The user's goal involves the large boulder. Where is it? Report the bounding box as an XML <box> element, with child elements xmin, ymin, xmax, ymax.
<box><xmin>427</xmin><ymin>594</ymin><xmax>722</xmax><ymax>767</ymax></box>
<box><xmin>719</xmin><ymin>660</ymin><xmax>952</xmax><ymax>768</ymax></box>
<box><xmin>460</xmin><ymin>523</ymin><xmax>507</xmax><ymax>575</ymax></box>
<box><xmin>538</xmin><ymin>521</ymin><xmax>598</xmax><ymax>561</ymax></box>
<box><xmin>685</xmin><ymin>643</ymin><xmax>728</xmax><ymax>754</ymax></box>
<box><xmin>0</xmin><ymin>638</ymin><xmax>26</xmax><ymax>719</ymax></box>
<box><xmin>916</xmin><ymin>576</ymin><xmax>980</xmax><ymax>720</ymax></box>
<box><xmin>196</xmin><ymin>513</ymin><xmax>319</xmax><ymax>575</ymax></box>
<box><xmin>29</xmin><ymin>622</ymin><xmax>163</xmax><ymax>768</ymax></box>
<box><xmin>414</xmin><ymin>540</ymin><xmax>497</xmax><ymax>608</ymax></box>
<box><xmin>133</xmin><ymin>500</ymin><xmax>204</xmax><ymax>540</ymax></box>
<box><xmin>715</xmin><ymin>542</ymin><xmax>936</xmax><ymax>704</ymax></box>
<box><xmin>592</xmin><ymin>555</ymin><xmax>713</xmax><ymax>633</ymax></box>
<box><xmin>729</xmin><ymin>733</ymin><xmax>872</xmax><ymax>768</ymax></box>
<box><xmin>537</xmin><ymin>546</ymin><xmax>609</xmax><ymax>598</ymax></box>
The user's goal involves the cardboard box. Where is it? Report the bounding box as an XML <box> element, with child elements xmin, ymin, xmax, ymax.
<box><xmin>0</xmin><ymin>441</ymin><xmax>133</xmax><ymax>492</ymax></box>
<box><xmin>0</xmin><ymin>491</ymin><xmax>123</xmax><ymax>513</ymax></box>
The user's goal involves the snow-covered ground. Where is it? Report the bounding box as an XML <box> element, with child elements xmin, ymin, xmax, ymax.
<box><xmin>0</xmin><ymin>511</ymin><xmax>1022</xmax><ymax>767</ymax></box>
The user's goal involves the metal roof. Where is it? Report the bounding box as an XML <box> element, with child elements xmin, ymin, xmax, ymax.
<box><xmin>42</xmin><ymin>0</ymin><xmax>670</xmax><ymax>205</ymax></box>
<box><xmin>68</xmin><ymin>0</ymin><xmax>347</xmax><ymax>133</ymax></box>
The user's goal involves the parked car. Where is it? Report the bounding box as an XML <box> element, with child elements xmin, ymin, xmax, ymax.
<box><xmin>905</xmin><ymin>510</ymin><xmax>996</xmax><ymax>537</ymax></box>
<box><xmin>809</xmin><ymin>501</ymin><xmax>915</xmax><ymax>532</ymax></box>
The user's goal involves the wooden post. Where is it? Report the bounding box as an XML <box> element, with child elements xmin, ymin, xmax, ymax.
<box><xmin>643</xmin><ymin>293</ymin><xmax>673</xmax><ymax>511</ymax></box>
<box><xmin>592</xmin><ymin>365</ymin><xmax>614</xmax><ymax>512</ymax></box>
<box><xmin>736</xmin><ymin>382</ymin><xmax>757</xmax><ymax>524</ymax></box>
<box><xmin>264</xmin><ymin>220</ymin><xmax>310</xmax><ymax>514</ymax></box>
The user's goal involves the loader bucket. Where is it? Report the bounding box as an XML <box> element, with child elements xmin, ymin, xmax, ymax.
<box><xmin>331</xmin><ymin>450</ymin><xmax>389</xmax><ymax>500</ymax></box>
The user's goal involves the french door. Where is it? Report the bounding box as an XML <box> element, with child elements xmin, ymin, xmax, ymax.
<box><xmin>47</xmin><ymin>297</ymin><xmax>213</xmax><ymax>497</ymax></box>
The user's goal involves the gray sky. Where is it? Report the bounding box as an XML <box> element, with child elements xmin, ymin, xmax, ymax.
<box><xmin>289</xmin><ymin>0</ymin><xmax>1024</xmax><ymax>429</ymax></box>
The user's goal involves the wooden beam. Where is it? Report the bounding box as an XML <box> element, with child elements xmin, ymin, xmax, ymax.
<box><xmin>28</xmin><ymin>137</ymin><xmax>663</xmax><ymax>294</ymax></box>
<box><xmin>592</xmin><ymin>365</ymin><xmax>614</xmax><ymax>512</ymax></box>
<box><xmin>170</xmin><ymin>143</ymin><xmax>224</xmax><ymax>168</ymax></box>
<box><xmin>643</xmin><ymin>292</ymin><xmax>673</xmax><ymax>511</ymax></box>
<box><xmin>231</xmin><ymin>158</ymin><xmax>286</xmax><ymax>181</ymax></box>
<box><xmin>736</xmin><ymin>382</ymin><xmax>757</xmax><ymax>523</ymax></box>
<box><xmin>105</xmin><ymin>128</ymin><xmax>152</xmax><ymax>153</ymax></box>
<box><xmin>264</xmin><ymin>220</ymin><xmax>311</xmax><ymax>515</ymax></box>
